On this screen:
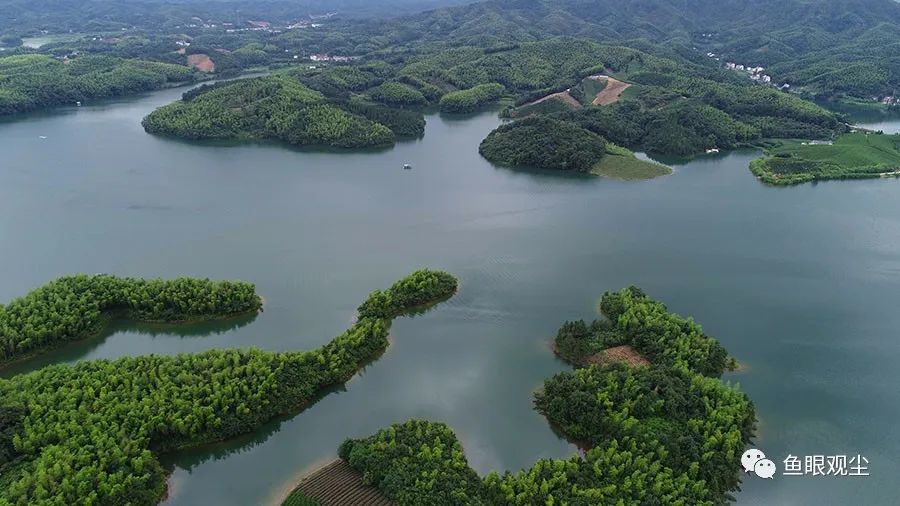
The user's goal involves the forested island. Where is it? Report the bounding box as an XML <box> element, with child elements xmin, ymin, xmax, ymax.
<box><xmin>0</xmin><ymin>269</ymin><xmax>458</xmax><ymax>504</ymax></box>
<box><xmin>295</xmin><ymin>287</ymin><xmax>754</xmax><ymax>505</ymax></box>
<box><xmin>142</xmin><ymin>74</ymin><xmax>426</xmax><ymax>148</ymax></box>
<box><xmin>750</xmin><ymin>132</ymin><xmax>900</xmax><ymax>185</ymax></box>
<box><xmin>0</xmin><ymin>274</ymin><xmax>261</xmax><ymax>366</ymax></box>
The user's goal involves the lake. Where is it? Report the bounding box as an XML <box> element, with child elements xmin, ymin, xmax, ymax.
<box><xmin>828</xmin><ymin>100</ymin><xmax>900</xmax><ymax>134</ymax></box>
<box><xmin>1</xmin><ymin>87</ymin><xmax>899</xmax><ymax>505</ymax></box>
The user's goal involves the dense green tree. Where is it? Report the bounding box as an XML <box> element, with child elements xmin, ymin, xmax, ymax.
<box><xmin>439</xmin><ymin>83</ymin><xmax>504</xmax><ymax>113</ymax></box>
<box><xmin>143</xmin><ymin>75</ymin><xmax>398</xmax><ymax>148</ymax></box>
<box><xmin>368</xmin><ymin>81</ymin><xmax>428</xmax><ymax>107</ymax></box>
<box><xmin>0</xmin><ymin>274</ymin><xmax>261</xmax><ymax>364</ymax></box>
<box><xmin>0</xmin><ymin>54</ymin><xmax>196</xmax><ymax>116</ymax></box>
<box><xmin>0</xmin><ymin>270</ymin><xmax>458</xmax><ymax>505</ymax></box>
<box><xmin>479</xmin><ymin>116</ymin><xmax>608</xmax><ymax>172</ymax></box>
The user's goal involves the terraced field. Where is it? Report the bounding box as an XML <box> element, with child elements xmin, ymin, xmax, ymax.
<box><xmin>282</xmin><ymin>460</ymin><xmax>394</xmax><ymax>506</ymax></box>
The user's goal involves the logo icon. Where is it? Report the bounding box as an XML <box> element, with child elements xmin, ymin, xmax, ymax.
<box><xmin>742</xmin><ymin>449</ymin><xmax>776</xmax><ymax>479</ymax></box>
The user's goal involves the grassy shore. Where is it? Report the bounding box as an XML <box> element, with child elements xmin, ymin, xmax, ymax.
<box><xmin>750</xmin><ymin>132</ymin><xmax>900</xmax><ymax>185</ymax></box>
<box><xmin>592</xmin><ymin>145</ymin><xmax>671</xmax><ymax>180</ymax></box>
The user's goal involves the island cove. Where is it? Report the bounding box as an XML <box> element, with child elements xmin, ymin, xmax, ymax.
<box><xmin>282</xmin><ymin>286</ymin><xmax>753</xmax><ymax>505</ymax></box>
<box><xmin>0</xmin><ymin>270</ymin><xmax>458</xmax><ymax>504</ymax></box>
<box><xmin>0</xmin><ymin>267</ymin><xmax>756</xmax><ymax>505</ymax></box>
<box><xmin>0</xmin><ymin>275</ymin><xmax>262</xmax><ymax>367</ymax></box>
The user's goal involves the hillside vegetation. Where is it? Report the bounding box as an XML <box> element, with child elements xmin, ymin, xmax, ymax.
<box><xmin>487</xmin><ymin>40</ymin><xmax>845</xmax><ymax>156</ymax></box>
<box><xmin>270</xmin><ymin>38</ymin><xmax>846</xmax><ymax>159</ymax></box>
<box><xmin>3</xmin><ymin>0</ymin><xmax>897</xmax><ymax>116</ymax></box>
<box><xmin>337</xmin><ymin>287</ymin><xmax>754</xmax><ymax>505</ymax></box>
<box><xmin>359</xmin><ymin>0</ymin><xmax>900</xmax><ymax>101</ymax></box>
<box><xmin>751</xmin><ymin>132</ymin><xmax>900</xmax><ymax>184</ymax></box>
<box><xmin>439</xmin><ymin>83</ymin><xmax>505</xmax><ymax>113</ymax></box>
<box><xmin>0</xmin><ymin>54</ymin><xmax>196</xmax><ymax>116</ymax></box>
<box><xmin>0</xmin><ymin>269</ymin><xmax>458</xmax><ymax>505</ymax></box>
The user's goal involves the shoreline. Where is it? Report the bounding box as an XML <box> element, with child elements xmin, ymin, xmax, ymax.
<box><xmin>0</xmin><ymin>304</ymin><xmax>263</xmax><ymax>372</ymax></box>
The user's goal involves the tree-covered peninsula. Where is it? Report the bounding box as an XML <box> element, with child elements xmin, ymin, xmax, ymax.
<box><xmin>485</xmin><ymin>39</ymin><xmax>846</xmax><ymax>157</ymax></box>
<box><xmin>479</xmin><ymin>116</ymin><xmax>671</xmax><ymax>179</ymax></box>
<box><xmin>0</xmin><ymin>269</ymin><xmax>458</xmax><ymax>505</ymax></box>
<box><xmin>330</xmin><ymin>287</ymin><xmax>755</xmax><ymax>505</ymax></box>
<box><xmin>142</xmin><ymin>74</ymin><xmax>426</xmax><ymax>148</ymax></box>
<box><xmin>0</xmin><ymin>274</ymin><xmax>261</xmax><ymax>366</ymax></box>
<box><xmin>0</xmin><ymin>54</ymin><xmax>197</xmax><ymax>116</ymax></box>
<box><xmin>750</xmin><ymin>132</ymin><xmax>900</xmax><ymax>185</ymax></box>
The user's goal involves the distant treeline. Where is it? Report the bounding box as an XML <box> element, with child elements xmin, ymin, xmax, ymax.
<box><xmin>0</xmin><ymin>54</ymin><xmax>196</xmax><ymax>116</ymax></box>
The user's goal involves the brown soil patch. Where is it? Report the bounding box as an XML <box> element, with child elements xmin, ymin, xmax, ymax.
<box><xmin>523</xmin><ymin>90</ymin><xmax>582</xmax><ymax>110</ymax></box>
<box><xmin>175</xmin><ymin>48</ymin><xmax>186</xmax><ymax>55</ymax></box>
<box><xmin>584</xmin><ymin>345</ymin><xmax>650</xmax><ymax>367</ymax></box>
<box><xmin>186</xmin><ymin>53</ymin><xmax>215</xmax><ymax>73</ymax></box>
<box><xmin>590</xmin><ymin>76</ymin><xmax>631</xmax><ymax>106</ymax></box>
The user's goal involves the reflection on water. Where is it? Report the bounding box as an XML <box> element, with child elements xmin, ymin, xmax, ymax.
<box><xmin>821</xmin><ymin>100</ymin><xmax>900</xmax><ymax>134</ymax></box>
<box><xmin>1</xmin><ymin>85</ymin><xmax>900</xmax><ymax>505</ymax></box>
<box><xmin>1</xmin><ymin>313</ymin><xmax>259</xmax><ymax>378</ymax></box>
<box><xmin>161</xmin><ymin>382</ymin><xmax>351</xmax><ymax>472</ymax></box>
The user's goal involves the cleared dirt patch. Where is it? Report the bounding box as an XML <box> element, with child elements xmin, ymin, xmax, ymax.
<box><xmin>186</xmin><ymin>53</ymin><xmax>215</xmax><ymax>73</ymax></box>
<box><xmin>590</xmin><ymin>76</ymin><xmax>631</xmax><ymax>106</ymax></box>
<box><xmin>523</xmin><ymin>90</ymin><xmax>582</xmax><ymax>110</ymax></box>
<box><xmin>584</xmin><ymin>345</ymin><xmax>650</xmax><ymax>367</ymax></box>
<box><xmin>284</xmin><ymin>459</ymin><xmax>394</xmax><ymax>506</ymax></box>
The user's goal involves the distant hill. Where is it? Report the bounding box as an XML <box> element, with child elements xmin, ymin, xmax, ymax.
<box><xmin>360</xmin><ymin>0</ymin><xmax>900</xmax><ymax>99</ymax></box>
<box><xmin>0</xmin><ymin>0</ymin><xmax>475</xmax><ymax>34</ymax></box>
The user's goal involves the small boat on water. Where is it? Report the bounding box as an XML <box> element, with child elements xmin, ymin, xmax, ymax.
<box><xmin>39</xmin><ymin>136</ymin><xmax>47</xmax><ymax>139</ymax></box>
<box><xmin>706</xmin><ymin>148</ymin><xmax>720</xmax><ymax>154</ymax></box>
<box><xmin>403</xmin><ymin>163</ymin><xmax>412</xmax><ymax>170</ymax></box>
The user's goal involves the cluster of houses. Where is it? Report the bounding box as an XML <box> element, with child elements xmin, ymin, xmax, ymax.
<box><xmin>704</xmin><ymin>52</ymin><xmax>789</xmax><ymax>90</ymax></box>
<box><xmin>725</xmin><ymin>62</ymin><xmax>774</xmax><ymax>84</ymax></box>
<box><xmin>225</xmin><ymin>22</ymin><xmax>281</xmax><ymax>34</ymax></box>
<box><xmin>287</xmin><ymin>21</ymin><xmax>323</xmax><ymax>29</ymax></box>
<box><xmin>880</xmin><ymin>96</ymin><xmax>898</xmax><ymax>106</ymax></box>
<box><xmin>309</xmin><ymin>54</ymin><xmax>353</xmax><ymax>62</ymax></box>
<box><xmin>177</xmin><ymin>17</ymin><xmax>221</xmax><ymax>29</ymax></box>
<box><xmin>175</xmin><ymin>15</ymin><xmax>331</xmax><ymax>34</ymax></box>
